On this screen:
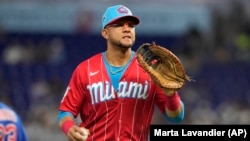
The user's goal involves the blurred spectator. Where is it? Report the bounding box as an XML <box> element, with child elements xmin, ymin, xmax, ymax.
<box><xmin>188</xmin><ymin>99</ymin><xmax>218</xmax><ymax>124</ymax></box>
<box><xmin>28</xmin><ymin>74</ymin><xmax>51</xmax><ymax>107</ymax></box>
<box><xmin>0</xmin><ymin>24</ymin><xmax>6</xmax><ymax>48</ymax></box>
<box><xmin>74</xmin><ymin>9</ymin><xmax>95</xmax><ymax>34</ymax></box>
<box><xmin>35</xmin><ymin>38</ymin><xmax>50</xmax><ymax>64</ymax></box>
<box><xmin>49</xmin><ymin>74</ymin><xmax>66</xmax><ymax>102</ymax></box>
<box><xmin>2</xmin><ymin>38</ymin><xmax>25</xmax><ymax>65</ymax></box>
<box><xmin>47</xmin><ymin>37</ymin><xmax>67</xmax><ymax>66</ymax></box>
<box><xmin>175</xmin><ymin>26</ymin><xmax>205</xmax><ymax>75</ymax></box>
<box><xmin>22</xmin><ymin>38</ymin><xmax>36</xmax><ymax>65</ymax></box>
<box><xmin>235</xmin><ymin>31</ymin><xmax>250</xmax><ymax>61</ymax></box>
<box><xmin>216</xmin><ymin>100</ymin><xmax>250</xmax><ymax>124</ymax></box>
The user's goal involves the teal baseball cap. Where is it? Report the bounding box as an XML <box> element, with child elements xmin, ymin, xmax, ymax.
<box><xmin>102</xmin><ymin>5</ymin><xmax>140</xmax><ymax>29</ymax></box>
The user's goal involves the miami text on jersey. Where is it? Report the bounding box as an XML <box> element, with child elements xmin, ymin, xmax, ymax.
<box><xmin>87</xmin><ymin>80</ymin><xmax>150</xmax><ymax>104</ymax></box>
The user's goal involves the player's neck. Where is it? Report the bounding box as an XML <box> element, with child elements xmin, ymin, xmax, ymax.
<box><xmin>105</xmin><ymin>50</ymin><xmax>132</xmax><ymax>67</ymax></box>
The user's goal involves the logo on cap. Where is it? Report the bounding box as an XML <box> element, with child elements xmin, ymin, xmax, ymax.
<box><xmin>117</xmin><ymin>6</ymin><xmax>129</xmax><ymax>14</ymax></box>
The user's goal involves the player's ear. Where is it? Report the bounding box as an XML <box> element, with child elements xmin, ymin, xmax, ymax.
<box><xmin>101</xmin><ymin>29</ymin><xmax>108</xmax><ymax>39</ymax></box>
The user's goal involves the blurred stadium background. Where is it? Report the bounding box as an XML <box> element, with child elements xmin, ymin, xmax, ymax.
<box><xmin>0</xmin><ymin>0</ymin><xmax>250</xmax><ymax>140</ymax></box>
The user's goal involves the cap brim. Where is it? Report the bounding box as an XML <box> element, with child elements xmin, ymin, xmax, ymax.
<box><xmin>104</xmin><ymin>16</ymin><xmax>140</xmax><ymax>28</ymax></box>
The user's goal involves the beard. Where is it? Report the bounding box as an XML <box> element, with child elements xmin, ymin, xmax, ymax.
<box><xmin>110</xmin><ymin>38</ymin><xmax>134</xmax><ymax>49</ymax></box>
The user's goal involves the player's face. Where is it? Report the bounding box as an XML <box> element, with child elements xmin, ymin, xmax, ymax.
<box><xmin>105</xmin><ymin>20</ymin><xmax>136</xmax><ymax>48</ymax></box>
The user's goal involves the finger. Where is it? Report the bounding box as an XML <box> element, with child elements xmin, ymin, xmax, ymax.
<box><xmin>80</xmin><ymin>128</ymin><xmax>90</xmax><ymax>135</ymax></box>
<box><xmin>68</xmin><ymin>127</ymin><xmax>85</xmax><ymax>141</ymax></box>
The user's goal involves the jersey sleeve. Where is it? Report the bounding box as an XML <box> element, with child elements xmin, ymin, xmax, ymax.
<box><xmin>59</xmin><ymin>64</ymin><xmax>87</xmax><ymax>117</ymax></box>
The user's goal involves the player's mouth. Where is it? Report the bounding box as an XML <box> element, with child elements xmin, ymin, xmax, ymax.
<box><xmin>123</xmin><ymin>36</ymin><xmax>131</xmax><ymax>39</ymax></box>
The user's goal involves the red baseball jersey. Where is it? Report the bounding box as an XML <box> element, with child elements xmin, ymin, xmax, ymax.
<box><xmin>59</xmin><ymin>53</ymin><xmax>171</xmax><ymax>141</ymax></box>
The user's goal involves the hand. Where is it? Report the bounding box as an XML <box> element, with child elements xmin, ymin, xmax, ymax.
<box><xmin>67</xmin><ymin>125</ymin><xmax>90</xmax><ymax>141</ymax></box>
<box><xmin>162</xmin><ymin>88</ymin><xmax>176</xmax><ymax>96</ymax></box>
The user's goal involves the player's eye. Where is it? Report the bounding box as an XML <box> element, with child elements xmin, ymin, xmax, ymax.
<box><xmin>108</xmin><ymin>22</ymin><xmax>135</xmax><ymax>28</ymax></box>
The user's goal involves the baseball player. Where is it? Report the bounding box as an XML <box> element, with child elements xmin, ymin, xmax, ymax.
<box><xmin>0</xmin><ymin>102</ymin><xmax>29</xmax><ymax>141</ymax></box>
<box><xmin>58</xmin><ymin>5</ymin><xmax>185</xmax><ymax>141</ymax></box>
